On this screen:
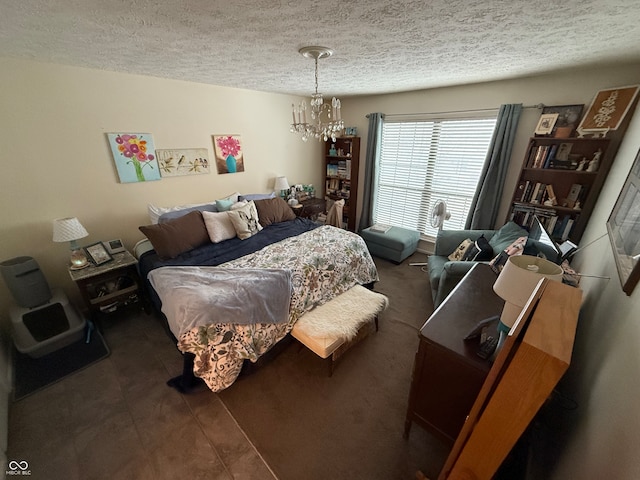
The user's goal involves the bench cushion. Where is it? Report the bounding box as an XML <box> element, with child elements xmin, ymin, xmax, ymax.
<box><xmin>360</xmin><ymin>227</ymin><xmax>420</xmax><ymax>263</ymax></box>
<box><xmin>291</xmin><ymin>285</ymin><xmax>388</xmax><ymax>359</ymax></box>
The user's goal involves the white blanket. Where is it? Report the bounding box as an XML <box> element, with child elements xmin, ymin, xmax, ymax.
<box><xmin>148</xmin><ymin>266</ymin><xmax>292</xmax><ymax>339</ymax></box>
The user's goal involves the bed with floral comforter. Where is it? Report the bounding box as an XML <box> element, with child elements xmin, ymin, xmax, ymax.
<box><xmin>144</xmin><ymin>225</ymin><xmax>378</xmax><ymax>392</ymax></box>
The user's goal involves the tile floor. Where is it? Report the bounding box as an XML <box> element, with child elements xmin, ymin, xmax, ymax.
<box><xmin>7</xmin><ymin>309</ymin><xmax>277</xmax><ymax>480</ymax></box>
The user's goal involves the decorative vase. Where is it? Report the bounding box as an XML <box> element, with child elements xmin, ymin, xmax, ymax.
<box><xmin>226</xmin><ymin>154</ymin><xmax>237</xmax><ymax>173</ymax></box>
<box><xmin>133</xmin><ymin>159</ymin><xmax>146</xmax><ymax>182</ymax></box>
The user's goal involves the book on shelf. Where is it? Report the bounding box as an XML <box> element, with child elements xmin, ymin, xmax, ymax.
<box><xmin>542</xmin><ymin>144</ymin><xmax>558</xmax><ymax>169</ymax></box>
<box><xmin>369</xmin><ymin>224</ymin><xmax>391</xmax><ymax>233</ymax></box>
<box><xmin>565</xmin><ymin>183</ymin><xmax>583</xmax><ymax>208</ymax></box>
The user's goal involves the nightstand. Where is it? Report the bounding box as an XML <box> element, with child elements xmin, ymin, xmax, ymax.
<box><xmin>297</xmin><ymin>198</ymin><xmax>326</xmax><ymax>220</ymax></box>
<box><xmin>69</xmin><ymin>249</ymin><xmax>149</xmax><ymax>319</ymax></box>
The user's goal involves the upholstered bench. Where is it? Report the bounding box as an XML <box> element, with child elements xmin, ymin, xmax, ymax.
<box><xmin>291</xmin><ymin>285</ymin><xmax>388</xmax><ymax>376</ymax></box>
<box><xmin>360</xmin><ymin>226</ymin><xmax>420</xmax><ymax>263</ymax></box>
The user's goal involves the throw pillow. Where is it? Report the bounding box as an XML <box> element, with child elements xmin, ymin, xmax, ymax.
<box><xmin>216</xmin><ymin>198</ymin><xmax>235</xmax><ymax>212</ymax></box>
<box><xmin>488</xmin><ymin>221</ymin><xmax>529</xmax><ymax>254</ymax></box>
<box><xmin>448</xmin><ymin>239</ymin><xmax>473</xmax><ymax>261</ymax></box>
<box><xmin>139</xmin><ymin>211</ymin><xmax>209</xmax><ymax>260</ymax></box>
<box><xmin>461</xmin><ymin>235</ymin><xmax>494</xmax><ymax>261</ymax></box>
<box><xmin>254</xmin><ymin>197</ymin><xmax>296</xmax><ymax>227</ymax></box>
<box><xmin>490</xmin><ymin>236</ymin><xmax>528</xmax><ymax>273</ymax></box>
<box><xmin>202</xmin><ymin>211</ymin><xmax>237</xmax><ymax>243</ymax></box>
<box><xmin>227</xmin><ymin>201</ymin><xmax>263</xmax><ymax>240</ymax></box>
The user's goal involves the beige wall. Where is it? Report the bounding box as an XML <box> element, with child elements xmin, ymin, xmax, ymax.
<box><xmin>2</xmin><ymin>56</ymin><xmax>640</xmax><ymax>477</ymax></box>
<box><xmin>0</xmin><ymin>57</ymin><xmax>320</xmax><ymax>309</ymax></box>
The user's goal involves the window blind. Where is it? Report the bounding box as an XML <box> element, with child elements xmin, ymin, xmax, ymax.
<box><xmin>374</xmin><ymin>116</ymin><xmax>497</xmax><ymax>239</ymax></box>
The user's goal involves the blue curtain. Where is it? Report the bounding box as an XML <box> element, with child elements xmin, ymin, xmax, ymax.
<box><xmin>465</xmin><ymin>104</ymin><xmax>523</xmax><ymax>229</ymax></box>
<box><xmin>358</xmin><ymin>113</ymin><xmax>384</xmax><ymax>232</ymax></box>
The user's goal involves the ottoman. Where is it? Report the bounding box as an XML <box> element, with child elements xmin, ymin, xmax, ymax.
<box><xmin>360</xmin><ymin>226</ymin><xmax>420</xmax><ymax>263</ymax></box>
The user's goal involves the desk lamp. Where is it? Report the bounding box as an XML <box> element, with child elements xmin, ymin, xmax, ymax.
<box><xmin>53</xmin><ymin>217</ymin><xmax>89</xmax><ymax>269</ymax></box>
<box><xmin>492</xmin><ymin>255</ymin><xmax>564</xmax><ymax>353</ymax></box>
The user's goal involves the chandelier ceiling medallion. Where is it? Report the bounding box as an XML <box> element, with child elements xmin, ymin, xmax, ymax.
<box><xmin>290</xmin><ymin>46</ymin><xmax>344</xmax><ymax>142</ymax></box>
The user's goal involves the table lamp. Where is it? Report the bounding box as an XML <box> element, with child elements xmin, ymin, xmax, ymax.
<box><xmin>53</xmin><ymin>217</ymin><xmax>89</xmax><ymax>269</ymax></box>
<box><xmin>274</xmin><ymin>176</ymin><xmax>290</xmax><ymax>198</ymax></box>
<box><xmin>492</xmin><ymin>254</ymin><xmax>564</xmax><ymax>354</ymax></box>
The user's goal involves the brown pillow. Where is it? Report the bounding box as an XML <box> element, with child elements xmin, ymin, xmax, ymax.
<box><xmin>139</xmin><ymin>210</ymin><xmax>209</xmax><ymax>260</ymax></box>
<box><xmin>254</xmin><ymin>197</ymin><xmax>296</xmax><ymax>227</ymax></box>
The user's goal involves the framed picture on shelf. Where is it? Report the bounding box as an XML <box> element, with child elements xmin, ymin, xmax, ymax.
<box><xmin>85</xmin><ymin>242</ymin><xmax>113</xmax><ymax>266</ymax></box>
<box><xmin>540</xmin><ymin>104</ymin><xmax>584</xmax><ymax>138</ymax></box>
<box><xmin>104</xmin><ymin>239</ymin><xmax>126</xmax><ymax>254</ymax></box>
<box><xmin>606</xmin><ymin>147</ymin><xmax>640</xmax><ymax>295</ymax></box>
<box><xmin>534</xmin><ymin>113</ymin><xmax>559</xmax><ymax>136</ymax></box>
<box><xmin>577</xmin><ymin>85</ymin><xmax>640</xmax><ymax>135</ymax></box>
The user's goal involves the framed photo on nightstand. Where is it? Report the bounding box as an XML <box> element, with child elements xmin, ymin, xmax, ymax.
<box><xmin>85</xmin><ymin>242</ymin><xmax>113</xmax><ymax>266</ymax></box>
<box><xmin>104</xmin><ymin>239</ymin><xmax>126</xmax><ymax>254</ymax></box>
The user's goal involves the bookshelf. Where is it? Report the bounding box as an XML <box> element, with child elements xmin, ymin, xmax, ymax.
<box><xmin>507</xmin><ymin>136</ymin><xmax>613</xmax><ymax>243</ymax></box>
<box><xmin>324</xmin><ymin>136</ymin><xmax>360</xmax><ymax>231</ymax></box>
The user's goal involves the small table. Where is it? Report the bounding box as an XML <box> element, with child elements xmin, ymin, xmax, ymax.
<box><xmin>69</xmin><ymin>250</ymin><xmax>148</xmax><ymax>319</ymax></box>
<box><xmin>296</xmin><ymin>197</ymin><xmax>326</xmax><ymax>220</ymax></box>
<box><xmin>404</xmin><ymin>263</ymin><xmax>504</xmax><ymax>444</ymax></box>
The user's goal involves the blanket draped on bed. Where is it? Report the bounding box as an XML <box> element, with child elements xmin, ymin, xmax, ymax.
<box><xmin>148</xmin><ymin>267</ymin><xmax>293</xmax><ymax>338</ymax></box>
<box><xmin>152</xmin><ymin>226</ymin><xmax>378</xmax><ymax>392</ymax></box>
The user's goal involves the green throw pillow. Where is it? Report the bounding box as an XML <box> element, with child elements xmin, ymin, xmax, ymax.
<box><xmin>488</xmin><ymin>222</ymin><xmax>529</xmax><ymax>254</ymax></box>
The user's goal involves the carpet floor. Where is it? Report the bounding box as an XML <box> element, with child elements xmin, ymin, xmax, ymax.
<box><xmin>13</xmin><ymin>328</ymin><xmax>110</xmax><ymax>401</ymax></box>
<box><xmin>218</xmin><ymin>252</ymin><xmax>451</xmax><ymax>480</ymax></box>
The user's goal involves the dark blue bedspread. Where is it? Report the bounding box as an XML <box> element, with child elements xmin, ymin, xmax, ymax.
<box><xmin>139</xmin><ymin>217</ymin><xmax>320</xmax><ymax>310</ymax></box>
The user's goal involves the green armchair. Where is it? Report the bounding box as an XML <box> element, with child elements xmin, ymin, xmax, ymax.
<box><xmin>428</xmin><ymin>222</ymin><xmax>560</xmax><ymax>308</ymax></box>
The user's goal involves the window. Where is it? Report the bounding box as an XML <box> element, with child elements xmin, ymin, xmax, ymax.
<box><xmin>373</xmin><ymin>114</ymin><xmax>497</xmax><ymax>239</ymax></box>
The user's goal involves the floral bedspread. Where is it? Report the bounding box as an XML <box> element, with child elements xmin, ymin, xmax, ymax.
<box><xmin>176</xmin><ymin>226</ymin><xmax>378</xmax><ymax>392</ymax></box>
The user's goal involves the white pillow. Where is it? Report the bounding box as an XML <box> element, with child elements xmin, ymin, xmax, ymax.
<box><xmin>148</xmin><ymin>202</ymin><xmax>206</xmax><ymax>224</ymax></box>
<box><xmin>202</xmin><ymin>211</ymin><xmax>237</xmax><ymax>243</ymax></box>
<box><xmin>229</xmin><ymin>200</ymin><xmax>248</xmax><ymax>210</ymax></box>
<box><xmin>227</xmin><ymin>201</ymin><xmax>263</xmax><ymax>240</ymax></box>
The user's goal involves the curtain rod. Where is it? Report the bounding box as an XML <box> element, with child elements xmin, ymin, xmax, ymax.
<box><xmin>372</xmin><ymin>103</ymin><xmax>544</xmax><ymax>118</ymax></box>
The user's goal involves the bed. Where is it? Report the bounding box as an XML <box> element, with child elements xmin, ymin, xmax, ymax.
<box><xmin>136</xmin><ymin>196</ymin><xmax>378</xmax><ymax>392</ymax></box>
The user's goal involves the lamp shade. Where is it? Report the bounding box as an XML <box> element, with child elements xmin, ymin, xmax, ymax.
<box><xmin>274</xmin><ymin>176</ymin><xmax>290</xmax><ymax>192</ymax></box>
<box><xmin>52</xmin><ymin>217</ymin><xmax>89</xmax><ymax>243</ymax></box>
<box><xmin>493</xmin><ymin>255</ymin><xmax>564</xmax><ymax>328</ymax></box>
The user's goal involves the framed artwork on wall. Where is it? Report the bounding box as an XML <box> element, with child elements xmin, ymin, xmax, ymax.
<box><xmin>107</xmin><ymin>133</ymin><xmax>161</xmax><ymax>183</ymax></box>
<box><xmin>156</xmin><ymin>148</ymin><xmax>210</xmax><ymax>177</ymax></box>
<box><xmin>212</xmin><ymin>135</ymin><xmax>245</xmax><ymax>174</ymax></box>
<box><xmin>577</xmin><ymin>85</ymin><xmax>640</xmax><ymax>135</ymax></box>
<box><xmin>606</xmin><ymin>147</ymin><xmax>640</xmax><ymax>295</ymax></box>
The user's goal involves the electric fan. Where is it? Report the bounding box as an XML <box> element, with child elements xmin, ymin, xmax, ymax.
<box><xmin>430</xmin><ymin>200</ymin><xmax>451</xmax><ymax>230</ymax></box>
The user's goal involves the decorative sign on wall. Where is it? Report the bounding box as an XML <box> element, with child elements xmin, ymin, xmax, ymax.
<box><xmin>212</xmin><ymin>135</ymin><xmax>245</xmax><ymax>174</ymax></box>
<box><xmin>107</xmin><ymin>133</ymin><xmax>161</xmax><ymax>183</ymax></box>
<box><xmin>156</xmin><ymin>148</ymin><xmax>210</xmax><ymax>177</ymax></box>
<box><xmin>577</xmin><ymin>85</ymin><xmax>640</xmax><ymax>135</ymax></box>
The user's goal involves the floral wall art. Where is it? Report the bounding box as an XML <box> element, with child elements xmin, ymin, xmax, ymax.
<box><xmin>156</xmin><ymin>148</ymin><xmax>210</xmax><ymax>177</ymax></box>
<box><xmin>213</xmin><ymin>135</ymin><xmax>245</xmax><ymax>174</ymax></box>
<box><xmin>107</xmin><ymin>133</ymin><xmax>161</xmax><ymax>183</ymax></box>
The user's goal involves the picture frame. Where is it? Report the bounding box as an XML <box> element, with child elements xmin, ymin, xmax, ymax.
<box><xmin>104</xmin><ymin>239</ymin><xmax>126</xmax><ymax>254</ymax></box>
<box><xmin>85</xmin><ymin>242</ymin><xmax>113</xmax><ymax>266</ymax></box>
<box><xmin>156</xmin><ymin>148</ymin><xmax>210</xmax><ymax>177</ymax></box>
<box><xmin>540</xmin><ymin>104</ymin><xmax>584</xmax><ymax>138</ymax></box>
<box><xmin>606</xmin><ymin>147</ymin><xmax>640</xmax><ymax>295</ymax></box>
<box><xmin>577</xmin><ymin>85</ymin><xmax>640</xmax><ymax>135</ymax></box>
<box><xmin>534</xmin><ymin>113</ymin><xmax>559</xmax><ymax>136</ymax></box>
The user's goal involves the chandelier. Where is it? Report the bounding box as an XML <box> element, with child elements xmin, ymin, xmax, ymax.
<box><xmin>290</xmin><ymin>46</ymin><xmax>344</xmax><ymax>142</ymax></box>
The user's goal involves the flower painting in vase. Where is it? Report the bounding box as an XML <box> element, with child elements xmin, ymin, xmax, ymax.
<box><xmin>213</xmin><ymin>135</ymin><xmax>245</xmax><ymax>174</ymax></box>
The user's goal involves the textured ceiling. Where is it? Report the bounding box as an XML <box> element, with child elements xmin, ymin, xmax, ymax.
<box><xmin>2</xmin><ymin>0</ymin><xmax>640</xmax><ymax>97</ymax></box>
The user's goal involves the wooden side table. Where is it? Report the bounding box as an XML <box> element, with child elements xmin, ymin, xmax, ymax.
<box><xmin>404</xmin><ymin>263</ymin><xmax>504</xmax><ymax>444</ymax></box>
<box><xmin>69</xmin><ymin>249</ymin><xmax>149</xmax><ymax>319</ymax></box>
<box><xmin>297</xmin><ymin>197</ymin><xmax>326</xmax><ymax>220</ymax></box>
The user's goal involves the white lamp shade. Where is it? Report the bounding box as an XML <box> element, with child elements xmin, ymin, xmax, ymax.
<box><xmin>274</xmin><ymin>176</ymin><xmax>290</xmax><ymax>192</ymax></box>
<box><xmin>493</xmin><ymin>255</ymin><xmax>564</xmax><ymax>328</ymax></box>
<box><xmin>52</xmin><ymin>217</ymin><xmax>89</xmax><ymax>243</ymax></box>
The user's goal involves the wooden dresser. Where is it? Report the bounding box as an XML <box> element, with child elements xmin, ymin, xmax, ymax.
<box><xmin>404</xmin><ymin>263</ymin><xmax>504</xmax><ymax>444</ymax></box>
